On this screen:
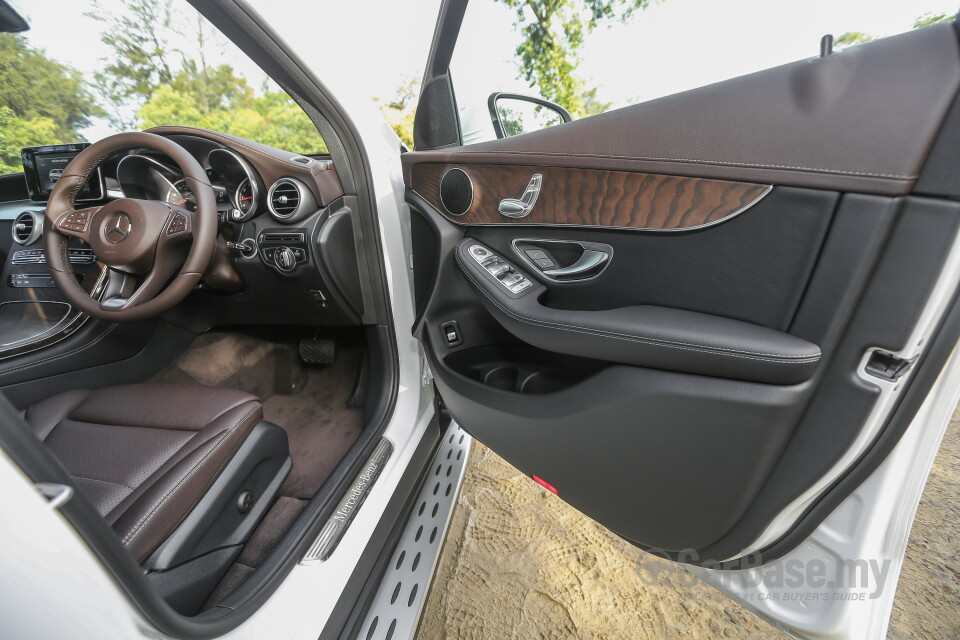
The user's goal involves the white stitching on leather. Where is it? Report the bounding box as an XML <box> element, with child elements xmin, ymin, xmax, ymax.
<box><xmin>446</xmin><ymin>151</ymin><xmax>915</xmax><ymax>180</ymax></box>
<box><xmin>121</xmin><ymin>430</ymin><xmax>231</xmax><ymax>544</ymax></box>
<box><xmin>121</xmin><ymin>403</ymin><xmax>260</xmax><ymax>545</ymax></box>
<box><xmin>68</xmin><ymin>394</ymin><xmax>253</xmax><ymax>430</ymax></box>
<box><xmin>455</xmin><ymin>250</ymin><xmax>820</xmax><ymax>363</ymax></box>
<box><xmin>71</xmin><ymin>474</ymin><xmax>133</xmax><ymax>490</ymax></box>
<box><xmin>0</xmin><ymin>324</ymin><xmax>118</xmax><ymax>376</ymax></box>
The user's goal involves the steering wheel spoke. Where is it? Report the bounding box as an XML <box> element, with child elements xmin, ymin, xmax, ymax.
<box><xmin>110</xmin><ymin>251</ymin><xmax>186</xmax><ymax>311</ymax></box>
<box><xmin>53</xmin><ymin>207</ymin><xmax>101</xmax><ymax>243</ymax></box>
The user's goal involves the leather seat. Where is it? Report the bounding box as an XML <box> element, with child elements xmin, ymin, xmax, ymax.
<box><xmin>24</xmin><ymin>383</ymin><xmax>266</xmax><ymax>563</ymax></box>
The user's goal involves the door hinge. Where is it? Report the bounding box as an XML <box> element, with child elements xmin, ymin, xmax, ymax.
<box><xmin>36</xmin><ymin>482</ymin><xmax>73</xmax><ymax>510</ymax></box>
<box><xmin>864</xmin><ymin>350</ymin><xmax>914</xmax><ymax>381</ymax></box>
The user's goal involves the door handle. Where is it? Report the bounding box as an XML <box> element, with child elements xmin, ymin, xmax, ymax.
<box><xmin>542</xmin><ymin>250</ymin><xmax>609</xmax><ymax>278</ymax></box>
<box><xmin>499</xmin><ymin>174</ymin><xmax>542</xmax><ymax>218</ymax></box>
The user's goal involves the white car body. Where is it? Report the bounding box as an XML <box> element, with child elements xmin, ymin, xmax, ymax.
<box><xmin>0</xmin><ymin>3</ymin><xmax>956</xmax><ymax>640</ymax></box>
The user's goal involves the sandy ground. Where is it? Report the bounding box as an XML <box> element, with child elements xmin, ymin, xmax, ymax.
<box><xmin>416</xmin><ymin>407</ymin><xmax>960</xmax><ymax>639</ymax></box>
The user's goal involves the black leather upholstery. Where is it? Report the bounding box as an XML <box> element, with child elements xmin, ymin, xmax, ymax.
<box><xmin>456</xmin><ymin>239</ymin><xmax>822</xmax><ymax>385</ymax></box>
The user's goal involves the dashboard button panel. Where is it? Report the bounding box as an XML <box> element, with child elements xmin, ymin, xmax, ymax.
<box><xmin>257</xmin><ymin>228</ymin><xmax>309</xmax><ymax>274</ymax></box>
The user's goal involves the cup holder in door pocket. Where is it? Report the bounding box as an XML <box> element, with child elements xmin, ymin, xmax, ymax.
<box><xmin>446</xmin><ymin>345</ymin><xmax>606</xmax><ymax>395</ymax></box>
<box><xmin>483</xmin><ymin>365</ymin><xmax>520</xmax><ymax>391</ymax></box>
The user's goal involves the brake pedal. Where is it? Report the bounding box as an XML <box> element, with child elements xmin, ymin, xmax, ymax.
<box><xmin>299</xmin><ymin>339</ymin><xmax>336</xmax><ymax>366</ymax></box>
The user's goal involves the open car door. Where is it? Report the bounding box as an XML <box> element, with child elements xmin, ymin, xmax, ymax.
<box><xmin>404</xmin><ymin>3</ymin><xmax>960</xmax><ymax>638</ymax></box>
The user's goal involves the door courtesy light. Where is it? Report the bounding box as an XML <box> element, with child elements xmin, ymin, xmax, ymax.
<box><xmin>532</xmin><ymin>475</ymin><xmax>558</xmax><ymax>495</ymax></box>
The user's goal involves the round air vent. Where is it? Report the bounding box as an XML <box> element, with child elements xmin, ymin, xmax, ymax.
<box><xmin>439</xmin><ymin>168</ymin><xmax>473</xmax><ymax>216</ymax></box>
<box><xmin>12</xmin><ymin>211</ymin><xmax>42</xmax><ymax>245</ymax></box>
<box><xmin>268</xmin><ymin>177</ymin><xmax>316</xmax><ymax>223</ymax></box>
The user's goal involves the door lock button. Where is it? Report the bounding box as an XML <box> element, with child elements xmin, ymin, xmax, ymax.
<box><xmin>440</xmin><ymin>320</ymin><xmax>463</xmax><ymax>347</ymax></box>
<box><xmin>524</xmin><ymin>249</ymin><xmax>548</xmax><ymax>260</ymax></box>
<box><xmin>534</xmin><ymin>258</ymin><xmax>556</xmax><ymax>269</ymax></box>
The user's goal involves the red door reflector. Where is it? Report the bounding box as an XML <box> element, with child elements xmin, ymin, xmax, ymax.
<box><xmin>532</xmin><ymin>475</ymin><xmax>558</xmax><ymax>495</ymax></box>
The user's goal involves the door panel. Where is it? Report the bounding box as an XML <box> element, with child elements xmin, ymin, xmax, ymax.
<box><xmin>467</xmin><ymin>187</ymin><xmax>838</xmax><ymax>329</ymax></box>
<box><xmin>452</xmin><ymin>238</ymin><xmax>821</xmax><ymax>384</ymax></box>
<box><xmin>407</xmin><ymin>21</ymin><xmax>960</xmax><ymax>564</ymax></box>
<box><xmin>405</xmin><ymin>24</ymin><xmax>960</xmax><ymax>196</ymax></box>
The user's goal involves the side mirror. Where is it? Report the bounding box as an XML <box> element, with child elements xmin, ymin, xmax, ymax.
<box><xmin>487</xmin><ymin>93</ymin><xmax>573</xmax><ymax>139</ymax></box>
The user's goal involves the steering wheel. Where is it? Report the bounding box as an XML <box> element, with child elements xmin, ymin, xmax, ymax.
<box><xmin>44</xmin><ymin>132</ymin><xmax>217</xmax><ymax>322</ymax></box>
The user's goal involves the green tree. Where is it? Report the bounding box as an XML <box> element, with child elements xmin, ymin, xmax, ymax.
<box><xmin>0</xmin><ymin>34</ymin><xmax>103</xmax><ymax>173</ymax></box>
<box><xmin>835</xmin><ymin>12</ymin><xmax>953</xmax><ymax>49</ymax></box>
<box><xmin>494</xmin><ymin>0</ymin><xmax>649</xmax><ymax>116</ymax></box>
<box><xmin>373</xmin><ymin>76</ymin><xmax>419</xmax><ymax>148</ymax></box>
<box><xmin>87</xmin><ymin>0</ymin><xmax>177</xmax><ymax>129</ymax></box>
<box><xmin>137</xmin><ymin>86</ymin><xmax>327</xmax><ymax>155</ymax></box>
<box><xmin>913</xmin><ymin>12</ymin><xmax>952</xmax><ymax>29</ymax></box>
<box><xmin>580</xmin><ymin>87</ymin><xmax>611</xmax><ymax>117</ymax></box>
<box><xmin>0</xmin><ymin>34</ymin><xmax>102</xmax><ymax>140</ymax></box>
<box><xmin>834</xmin><ymin>31</ymin><xmax>874</xmax><ymax>48</ymax></box>
<box><xmin>92</xmin><ymin>0</ymin><xmax>327</xmax><ymax>153</ymax></box>
<box><xmin>0</xmin><ymin>108</ymin><xmax>59</xmax><ymax>173</ymax></box>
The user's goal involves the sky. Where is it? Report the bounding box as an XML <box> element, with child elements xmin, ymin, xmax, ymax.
<box><xmin>11</xmin><ymin>0</ymin><xmax>960</xmax><ymax>142</ymax></box>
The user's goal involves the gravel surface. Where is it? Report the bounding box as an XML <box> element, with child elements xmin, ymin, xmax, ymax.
<box><xmin>416</xmin><ymin>407</ymin><xmax>960</xmax><ymax>639</ymax></box>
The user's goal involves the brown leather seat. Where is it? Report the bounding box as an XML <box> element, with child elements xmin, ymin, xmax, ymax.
<box><xmin>24</xmin><ymin>383</ymin><xmax>263</xmax><ymax>563</ymax></box>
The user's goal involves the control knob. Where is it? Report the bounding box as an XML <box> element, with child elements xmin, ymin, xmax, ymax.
<box><xmin>275</xmin><ymin>246</ymin><xmax>297</xmax><ymax>272</ymax></box>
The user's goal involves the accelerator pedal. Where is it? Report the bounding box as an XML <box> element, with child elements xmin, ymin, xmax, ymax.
<box><xmin>299</xmin><ymin>339</ymin><xmax>336</xmax><ymax>366</ymax></box>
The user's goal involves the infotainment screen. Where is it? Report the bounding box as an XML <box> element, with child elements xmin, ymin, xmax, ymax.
<box><xmin>21</xmin><ymin>143</ymin><xmax>105</xmax><ymax>202</ymax></box>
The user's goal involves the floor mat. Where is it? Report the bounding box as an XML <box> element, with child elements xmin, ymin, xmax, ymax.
<box><xmin>264</xmin><ymin>348</ymin><xmax>365</xmax><ymax>497</ymax></box>
<box><xmin>150</xmin><ymin>331</ymin><xmax>365</xmax><ymax>497</ymax></box>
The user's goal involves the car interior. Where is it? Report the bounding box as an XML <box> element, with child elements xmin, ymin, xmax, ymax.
<box><xmin>407</xmin><ymin>16</ymin><xmax>960</xmax><ymax>566</ymax></box>
<box><xmin>2</xmin><ymin>0</ymin><xmax>960</xmax><ymax>635</ymax></box>
<box><xmin>0</xmin><ymin>122</ymin><xmax>394</xmax><ymax>616</ymax></box>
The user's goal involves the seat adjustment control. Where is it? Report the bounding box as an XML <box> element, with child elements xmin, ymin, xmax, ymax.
<box><xmin>468</xmin><ymin>244</ymin><xmax>532</xmax><ymax>294</ymax></box>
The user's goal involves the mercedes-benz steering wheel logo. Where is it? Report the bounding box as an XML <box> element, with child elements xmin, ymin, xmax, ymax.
<box><xmin>104</xmin><ymin>213</ymin><xmax>132</xmax><ymax>244</ymax></box>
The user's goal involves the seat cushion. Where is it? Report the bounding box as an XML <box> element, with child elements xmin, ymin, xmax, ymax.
<box><xmin>24</xmin><ymin>383</ymin><xmax>263</xmax><ymax>562</ymax></box>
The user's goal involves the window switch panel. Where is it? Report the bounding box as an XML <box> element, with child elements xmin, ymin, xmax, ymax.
<box><xmin>467</xmin><ymin>243</ymin><xmax>534</xmax><ymax>296</ymax></box>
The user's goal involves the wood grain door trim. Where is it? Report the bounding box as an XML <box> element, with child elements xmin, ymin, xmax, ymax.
<box><xmin>410</xmin><ymin>163</ymin><xmax>771</xmax><ymax>231</ymax></box>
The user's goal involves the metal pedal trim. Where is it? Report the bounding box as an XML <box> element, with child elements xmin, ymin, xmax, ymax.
<box><xmin>302</xmin><ymin>438</ymin><xmax>393</xmax><ymax>563</ymax></box>
<box><xmin>356</xmin><ymin>422</ymin><xmax>472</xmax><ymax>640</ymax></box>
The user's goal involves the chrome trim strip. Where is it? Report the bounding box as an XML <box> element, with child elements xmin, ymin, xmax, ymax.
<box><xmin>116</xmin><ymin>154</ymin><xmax>183</xmax><ymax>202</ymax></box>
<box><xmin>0</xmin><ymin>265</ymin><xmax>109</xmax><ymax>361</ymax></box>
<box><xmin>301</xmin><ymin>438</ymin><xmax>394</xmax><ymax>563</ymax></box>
<box><xmin>439</xmin><ymin>167</ymin><xmax>474</xmax><ymax>216</ymax></box>
<box><xmin>11</xmin><ymin>210</ymin><xmax>43</xmax><ymax>245</ymax></box>
<box><xmin>208</xmin><ymin>148</ymin><xmax>261</xmax><ymax>218</ymax></box>
<box><xmin>267</xmin><ymin>177</ymin><xmax>307</xmax><ymax>220</ymax></box>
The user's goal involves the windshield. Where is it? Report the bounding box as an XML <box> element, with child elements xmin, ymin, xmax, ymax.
<box><xmin>1</xmin><ymin>0</ymin><xmax>327</xmax><ymax>174</ymax></box>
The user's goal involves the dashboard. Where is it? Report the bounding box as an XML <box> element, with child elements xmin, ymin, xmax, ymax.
<box><xmin>111</xmin><ymin>134</ymin><xmax>324</xmax><ymax>225</ymax></box>
<box><xmin>4</xmin><ymin>128</ymin><xmax>362</xmax><ymax>330</ymax></box>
